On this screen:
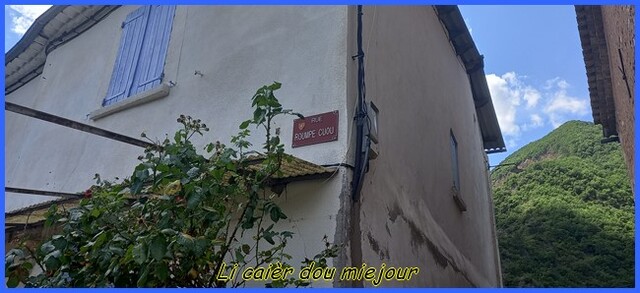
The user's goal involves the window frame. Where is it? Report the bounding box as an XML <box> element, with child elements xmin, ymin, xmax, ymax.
<box><xmin>450</xmin><ymin>129</ymin><xmax>460</xmax><ymax>191</ymax></box>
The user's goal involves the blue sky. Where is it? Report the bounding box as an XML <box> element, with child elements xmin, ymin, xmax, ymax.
<box><xmin>460</xmin><ymin>5</ymin><xmax>592</xmax><ymax>166</ymax></box>
<box><xmin>4</xmin><ymin>5</ymin><xmax>593</xmax><ymax>167</ymax></box>
<box><xmin>4</xmin><ymin>5</ymin><xmax>51</xmax><ymax>52</ymax></box>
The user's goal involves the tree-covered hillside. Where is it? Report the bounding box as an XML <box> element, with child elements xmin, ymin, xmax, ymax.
<box><xmin>491</xmin><ymin>121</ymin><xmax>634</xmax><ymax>287</ymax></box>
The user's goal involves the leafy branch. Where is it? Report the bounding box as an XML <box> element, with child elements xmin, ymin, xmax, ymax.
<box><xmin>5</xmin><ymin>82</ymin><xmax>340</xmax><ymax>288</ymax></box>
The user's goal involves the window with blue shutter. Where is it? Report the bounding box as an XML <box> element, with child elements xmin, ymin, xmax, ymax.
<box><xmin>103</xmin><ymin>5</ymin><xmax>176</xmax><ymax>106</ymax></box>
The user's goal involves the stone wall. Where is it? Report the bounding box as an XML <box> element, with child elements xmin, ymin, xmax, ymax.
<box><xmin>601</xmin><ymin>5</ymin><xmax>635</xmax><ymax>191</ymax></box>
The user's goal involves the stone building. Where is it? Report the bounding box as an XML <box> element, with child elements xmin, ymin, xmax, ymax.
<box><xmin>575</xmin><ymin>5</ymin><xmax>635</xmax><ymax>191</ymax></box>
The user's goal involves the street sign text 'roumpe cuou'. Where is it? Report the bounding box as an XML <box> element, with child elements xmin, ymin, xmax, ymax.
<box><xmin>292</xmin><ymin>111</ymin><xmax>339</xmax><ymax>148</ymax></box>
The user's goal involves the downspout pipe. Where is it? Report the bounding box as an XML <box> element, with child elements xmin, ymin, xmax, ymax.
<box><xmin>349</xmin><ymin>6</ymin><xmax>367</xmax><ymax>287</ymax></box>
<box><xmin>352</xmin><ymin>5</ymin><xmax>366</xmax><ymax>202</ymax></box>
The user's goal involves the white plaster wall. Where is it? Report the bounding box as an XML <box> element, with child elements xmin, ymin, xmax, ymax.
<box><xmin>5</xmin><ymin>6</ymin><xmax>349</xmax><ymax>285</ymax></box>
<box><xmin>351</xmin><ymin>6</ymin><xmax>501</xmax><ymax>287</ymax></box>
<box><xmin>231</xmin><ymin>168</ymin><xmax>347</xmax><ymax>288</ymax></box>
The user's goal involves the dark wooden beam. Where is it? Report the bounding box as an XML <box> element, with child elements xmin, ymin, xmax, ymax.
<box><xmin>5</xmin><ymin>102</ymin><xmax>156</xmax><ymax>149</ymax></box>
<box><xmin>6</xmin><ymin>187</ymin><xmax>83</xmax><ymax>199</ymax></box>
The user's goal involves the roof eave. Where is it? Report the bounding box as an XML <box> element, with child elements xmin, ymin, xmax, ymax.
<box><xmin>435</xmin><ymin>5</ymin><xmax>506</xmax><ymax>154</ymax></box>
<box><xmin>5</xmin><ymin>5</ymin><xmax>119</xmax><ymax>95</ymax></box>
<box><xmin>5</xmin><ymin>6</ymin><xmax>68</xmax><ymax>64</ymax></box>
<box><xmin>575</xmin><ymin>5</ymin><xmax>618</xmax><ymax>138</ymax></box>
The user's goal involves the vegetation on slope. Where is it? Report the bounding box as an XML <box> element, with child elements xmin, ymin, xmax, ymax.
<box><xmin>491</xmin><ymin>121</ymin><xmax>634</xmax><ymax>287</ymax></box>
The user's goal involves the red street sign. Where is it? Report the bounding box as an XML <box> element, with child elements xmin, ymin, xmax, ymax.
<box><xmin>292</xmin><ymin>110</ymin><xmax>339</xmax><ymax>148</ymax></box>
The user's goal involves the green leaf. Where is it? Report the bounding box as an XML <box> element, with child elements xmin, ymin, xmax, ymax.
<box><xmin>205</xmin><ymin>143</ymin><xmax>214</xmax><ymax>153</ymax></box>
<box><xmin>194</xmin><ymin>237</ymin><xmax>208</xmax><ymax>255</ymax></box>
<box><xmin>241</xmin><ymin>220</ymin><xmax>252</xmax><ymax>230</ymax></box>
<box><xmin>22</xmin><ymin>261</ymin><xmax>33</xmax><ymax>270</ymax></box>
<box><xmin>177</xmin><ymin>232</ymin><xmax>195</xmax><ymax>247</ymax></box>
<box><xmin>270</xmin><ymin>81</ymin><xmax>282</xmax><ymax>90</ymax></box>
<box><xmin>93</xmin><ymin>231</ymin><xmax>108</xmax><ymax>251</ymax></box>
<box><xmin>123</xmin><ymin>245</ymin><xmax>135</xmax><ymax>263</ymax></box>
<box><xmin>40</xmin><ymin>241</ymin><xmax>56</xmax><ymax>254</ymax></box>
<box><xmin>43</xmin><ymin>250</ymin><xmax>62</xmax><ymax>271</ymax></box>
<box><xmin>202</xmin><ymin>206</ymin><xmax>217</xmax><ymax>213</ymax></box>
<box><xmin>6</xmin><ymin>276</ymin><xmax>20</xmax><ymax>288</ymax></box>
<box><xmin>150</xmin><ymin>235</ymin><xmax>167</xmax><ymax>261</ymax></box>
<box><xmin>267</xmin><ymin>98</ymin><xmax>281</xmax><ymax>108</ymax></box>
<box><xmin>156</xmin><ymin>163</ymin><xmax>171</xmax><ymax>172</ymax></box>
<box><xmin>278</xmin><ymin>209</ymin><xmax>288</xmax><ymax>220</ymax></box>
<box><xmin>133</xmin><ymin>243</ymin><xmax>147</xmax><ymax>265</ymax></box>
<box><xmin>256</xmin><ymin>96</ymin><xmax>268</xmax><ymax>107</ymax></box>
<box><xmin>235</xmin><ymin>248</ymin><xmax>245</xmax><ymax>263</ymax></box>
<box><xmin>239</xmin><ymin>120</ymin><xmax>251</xmax><ymax>130</ymax></box>
<box><xmin>186</xmin><ymin>190</ymin><xmax>203</xmax><ymax>209</ymax></box>
<box><xmin>186</xmin><ymin>167</ymin><xmax>200</xmax><ymax>178</ymax></box>
<box><xmin>109</xmin><ymin>246</ymin><xmax>125</xmax><ymax>257</ymax></box>
<box><xmin>155</xmin><ymin>264</ymin><xmax>169</xmax><ymax>281</ymax></box>
<box><xmin>270</xmin><ymin>208</ymin><xmax>279</xmax><ymax>222</ymax></box>
<box><xmin>242</xmin><ymin>244</ymin><xmax>251</xmax><ymax>254</ymax></box>
<box><xmin>51</xmin><ymin>235</ymin><xmax>67</xmax><ymax>250</ymax></box>
<box><xmin>269</xmin><ymin>206</ymin><xmax>287</xmax><ymax>222</ymax></box>
<box><xmin>90</xmin><ymin>208</ymin><xmax>101</xmax><ymax>218</ymax></box>
<box><xmin>264</xmin><ymin>234</ymin><xmax>275</xmax><ymax>245</ymax></box>
<box><xmin>211</xmin><ymin>168</ymin><xmax>225</xmax><ymax>181</ymax></box>
<box><xmin>211</xmin><ymin>238</ymin><xmax>225</xmax><ymax>246</ymax></box>
<box><xmin>137</xmin><ymin>266</ymin><xmax>150</xmax><ymax>287</ymax></box>
<box><xmin>253</xmin><ymin>108</ymin><xmax>266</xmax><ymax>124</ymax></box>
<box><xmin>160</xmin><ymin>228</ymin><xmax>176</xmax><ymax>235</ymax></box>
<box><xmin>131</xmin><ymin>179</ymin><xmax>145</xmax><ymax>195</ymax></box>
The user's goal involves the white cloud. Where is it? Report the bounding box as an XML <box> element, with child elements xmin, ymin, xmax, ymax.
<box><xmin>545</xmin><ymin>95</ymin><xmax>588</xmax><ymax>114</ymax></box>
<box><xmin>557</xmin><ymin>79</ymin><xmax>569</xmax><ymax>90</ymax></box>
<box><xmin>486</xmin><ymin>73</ymin><xmax>521</xmax><ymax>137</ymax></box>
<box><xmin>486</xmin><ymin>73</ymin><xmax>590</xmax><ymax>138</ymax></box>
<box><xmin>7</xmin><ymin>5</ymin><xmax>51</xmax><ymax>35</ymax></box>
<box><xmin>544</xmin><ymin>77</ymin><xmax>570</xmax><ymax>90</ymax></box>
<box><xmin>523</xmin><ymin>88</ymin><xmax>541</xmax><ymax>108</ymax></box>
<box><xmin>486</xmin><ymin>72</ymin><xmax>543</xmax><ymax>137</ymax></box>
<box><xmin>543</xmin><ymin>77</ymin><xmax>560</xmax><ymax>90</ymax></box>
<box><xmin>530</xmin><ymin>114</ymin><xmax>544</xmax><ymax>127</ymax></box>
<box><xmin>542</xmin><ymin>77</ymin><xmax>589</xmax><ymax>128</ymax></box>
<box><xmin>521</xmin><ymin>114</ymin><xmax>545</xmax><ymax>131</ymax></box>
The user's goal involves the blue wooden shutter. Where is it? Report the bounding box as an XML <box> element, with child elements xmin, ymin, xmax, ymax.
<box><xmin>129</xmin><ymin>5</ymin><xmax>176</xmax><ymax>96</ymax></box>
<box><xmin>103</xmin><ymin>6</ymin><xmax>150</xmax><ymax>106</ymax></box>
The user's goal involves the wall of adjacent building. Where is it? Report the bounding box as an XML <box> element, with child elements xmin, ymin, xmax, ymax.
<box><xmin>601</xmin><ymin>5</ymin><xmax>635</xmax><ymax>192</ymax></box>
<box><xmin>346</xmin><ymin>6</ymin><xmax>502</xmax><ymax>287</ymax></box>
<box><xmin>5</xmin><ymin>6</ymin><xmax>351</xmax><ymax>284</ymax></box>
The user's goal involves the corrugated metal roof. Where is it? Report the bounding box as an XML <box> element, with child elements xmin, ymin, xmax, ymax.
<box><xmin>6</xmin><ymin>199</ymin><xmax>80</xmax><ymax>227</ymax></box>
<box><xmin>247</xmin><ymin>154</ymin><xmax>336</xmax><ymax>180</ymax></box>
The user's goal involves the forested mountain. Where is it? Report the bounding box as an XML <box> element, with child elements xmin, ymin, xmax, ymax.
<box><xmin>491</xmin><ymin>120</ymin><xmax>634</xmax><ymax>287</ymax></box>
